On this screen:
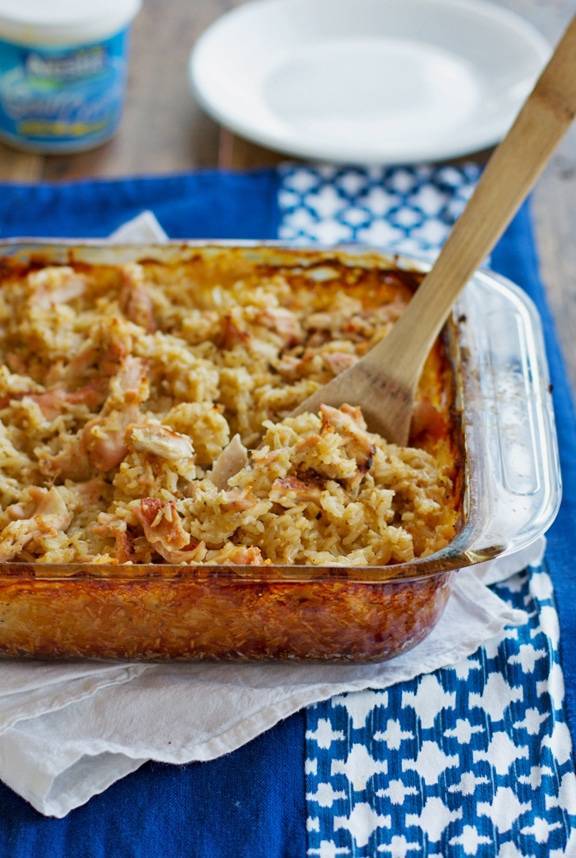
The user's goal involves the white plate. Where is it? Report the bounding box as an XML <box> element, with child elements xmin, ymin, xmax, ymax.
<box><xmin>190</xmin><ymin>0</ymin><xmax>550</xmax><ymax>164</ymax></box>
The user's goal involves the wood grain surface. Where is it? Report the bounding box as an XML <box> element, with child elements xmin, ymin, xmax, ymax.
<box><xmin>0</xmin><ymin>0</ymin><xmax>573</xmax><ymax>388</ymax></box>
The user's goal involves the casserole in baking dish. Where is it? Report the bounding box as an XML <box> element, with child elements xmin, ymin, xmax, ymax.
<box><xmin>0</xmin><ymin>243</ymin><xmax>560</xmax><ymax>661</ymax></box>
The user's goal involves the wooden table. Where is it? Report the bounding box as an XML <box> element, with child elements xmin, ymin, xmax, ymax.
<box><xmin>0</xmin><ymin>0</ymin><xmax>573</xmax><ymax>387</ymax></box>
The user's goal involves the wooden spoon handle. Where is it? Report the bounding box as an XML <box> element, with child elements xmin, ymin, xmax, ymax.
<box><xmin>378</xmin><ymin>15</ymin><xmax>576</xmax><ymax>382</ymax></box>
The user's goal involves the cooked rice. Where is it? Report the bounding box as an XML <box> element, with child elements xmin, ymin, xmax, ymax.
<box><xmin>0</xmin><ymin>258</ymin><xmax>459</xmax><ymax>566</ymax></box>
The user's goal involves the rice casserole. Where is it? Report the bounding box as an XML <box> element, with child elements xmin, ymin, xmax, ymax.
<box><xmin>0</xmin><ymin>250</ymin><xmax>460</xmax><ymax>569</ymax></box>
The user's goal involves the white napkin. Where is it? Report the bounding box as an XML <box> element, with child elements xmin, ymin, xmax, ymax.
<box><xmin>0</xmin><ymin>213</ymin><xmax>541</xmax><ymax>817</ymax></box>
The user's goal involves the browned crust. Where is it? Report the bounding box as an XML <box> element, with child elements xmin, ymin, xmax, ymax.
<box><xmin>0</xmin><ymin>570</ymin><xmax>453</xmax><ymax>661</ymax></box>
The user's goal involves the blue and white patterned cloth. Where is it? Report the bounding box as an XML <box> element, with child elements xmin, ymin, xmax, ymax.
<box><xmin>278</xmin><ymin>165</ymin><xmax>576</xmax><ymax>858</ymax></box>
<box><xmin>0</xmin><ymin>167</ymin><xmax>573</xmax><ymax>857</ymax></box>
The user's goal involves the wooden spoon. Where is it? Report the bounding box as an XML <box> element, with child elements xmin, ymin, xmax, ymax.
<box><xmin>292</xmin><ymin>16</ymin><xmax>576</xmax><ymax>445</ymax></box>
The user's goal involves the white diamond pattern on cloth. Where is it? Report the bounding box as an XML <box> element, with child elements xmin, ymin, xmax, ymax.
<box><xmin>279</xmin><ymin>163</ymin><xmax>479</xmax><ymax>256</ymax></box>
<box><xmin>277</xmin><ymin>165</ymin><xmax>576</xmax><ymax>857</ymax></box>
<box><xmin>305</xmin><ymin>566</ymin><xmax>576</xmax><ymax>857</ymax></box>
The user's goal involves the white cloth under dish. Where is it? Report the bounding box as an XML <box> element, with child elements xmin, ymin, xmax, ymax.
<box><xmin>0</xmin><ymin>213</ymin><xmax>542</xmax><ymax>817</ymax></box>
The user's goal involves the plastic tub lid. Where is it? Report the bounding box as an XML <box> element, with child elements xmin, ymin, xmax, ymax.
<box><xmin>0</xmin><ymin>0</ymin><xmax>141</xmax><ymax>46</ymax></box>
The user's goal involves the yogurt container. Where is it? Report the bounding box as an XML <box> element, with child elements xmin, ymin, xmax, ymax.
<box><xmin>0</xmin><ymin>0</ymin><xmax>141</xmax><ymax>153</ymax></box>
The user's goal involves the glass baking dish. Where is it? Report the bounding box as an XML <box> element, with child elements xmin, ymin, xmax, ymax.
<box><xmin>0</xmin><ymin>242</ymin><xmax>561</xmax><ymax>662</ymax></box>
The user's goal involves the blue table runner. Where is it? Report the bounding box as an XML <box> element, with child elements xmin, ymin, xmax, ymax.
<box><xmin>0</xmin><ymin>167</ymin><xmax>573</xmax><ymax>857</ymax></box>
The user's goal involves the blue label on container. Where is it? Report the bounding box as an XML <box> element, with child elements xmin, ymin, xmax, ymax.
<box><xmin>0</xmin><ymin>29</ymin><xmax>129</xmax><ymax>151</ymax></box>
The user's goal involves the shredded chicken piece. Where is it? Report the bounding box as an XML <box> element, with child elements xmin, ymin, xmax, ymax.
<box><xmin>60</xmin><ymin>381</ymin><xmax>107</xmax><ymax>409</ymax></box>
<box><xmin>101</xmin><ymin>318</ymin><xmax>134</xmax><ymax>374</ymax></box>
<box><xmin>0</xmin><ymin>487</ymin><xmax>73</xmax><ymax>561</ymax></box>
<box><xmin>213</xmin><ymin>545</ymin><xmax>264</xmax><ymax>565</ymax></box>
<box><xmin>107</xmin><ymin>356</ymin><xmax>149</xmax><ymax>408</ymax></box>
<box><xmin>257</xmin><ymin>308</ymin><xmax>302</xmax><ymax>344</ymax></box>
<box><xmin>220</xmin><ymin>488</ymin><xmax>258</xmax><ymax>513</ymax></box>
<box><xmin>64</xmin><ymin>318</ymin><xmax>134</xmax><ymax>384</ymax></box>
<box><xmin>273</xmin><ymin>355</ymin><xmax>302</xmax><ymax>380</ymax></box>
<box><xmin>66</xmin><ymin>342</ymin><xmax>99</xmax><ymax>381</ymax></box>
<box><xmin>274</xmin><ymin>350</ymin><xmax>320</xmax><ymax>381</ymax></box>
<box><xmin>29</xmin><ymin>487</ymin><xmax>71</xmax><ymax>522</ymax></box>
<box><xmin>320</xmin><ymin>404</ymin><xmax>368</xmax><ymax>440</ymax></box>
<box><xmin>93</xmin><ymin>514</ymin><xmax>134</xmax><ymax>563</ymax></box>
<box><xmin>28</xmin><ymin>266</ymin><xmax>86</xmax><ymax>308</ymax></box>
<box><xmin>218</xmin><ymin>315</ymin><xmax>250</xmax><ymax>349</ymax></box>
<box><xmin>4</xmin><ymin>502</ymin><xmax>27</xmax><ymax>521</ymax></box>
<box><xmin>137</xmin><ymin>497</ymin><xmax>201</xmax><ymax>562</ymax></box>
<box><xmin>159</xmin><ymin>542</ymin><xmax>207</xmax><ymax>563</ymax></box>
<box><xmin>34</xmin><ymin>383</ymin><xmax>106</xmax><ymax>419</ymax></box>
<box><xmin>320</xmin><ymin>403</ymin><xmax>375</xmax><ymax>468</ymax></box>
<box><xmin>128</xmin><ymin>424</ymin><xmax>194</xmax><ymax>461</ymax></box>
<box><xmin>82</xmin><ymin>405</ymin><xmax>140</xmax><ymax>472</ymax></box>
<box><xmin>38</xmin><ymin>435</ymin><xmax>91</xmax><ymax>482</ymax></box>
<box><xmin>139</xmin><ymin>498</ymin><xmax>189</xmax><ymax>546</ymax></box>
<box><xmin>0</xmin><ymin>381</ymin><xmax>107</xmax><ymax>419</ymax></box>
<box><xmin>305</xmin><ymin>312</ymin><xmax>334</xmax><ymax>331</ymax></box>
<box><xmin>31</xmin><ymin>388</ymin><xmax>62</xmax><ymax>419</ymax></box>
<box><xmin>120</xmin><ymin>263</ymin><xmax>157</xmax><ymax>332</ymax></box>
<box><xmin>69</xmin><ymin>477</ymin><xmax>106</xmax><ymax>503</ymax></box>
<box><xmin>210</xmin><ymin>434</ymin><xmax>248</xmax><ymax>489</ymax></box>
<box><xmin>78</xmin><ymin>357</ymin><xmax>149</xmax><ymax>470</ymax></box>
